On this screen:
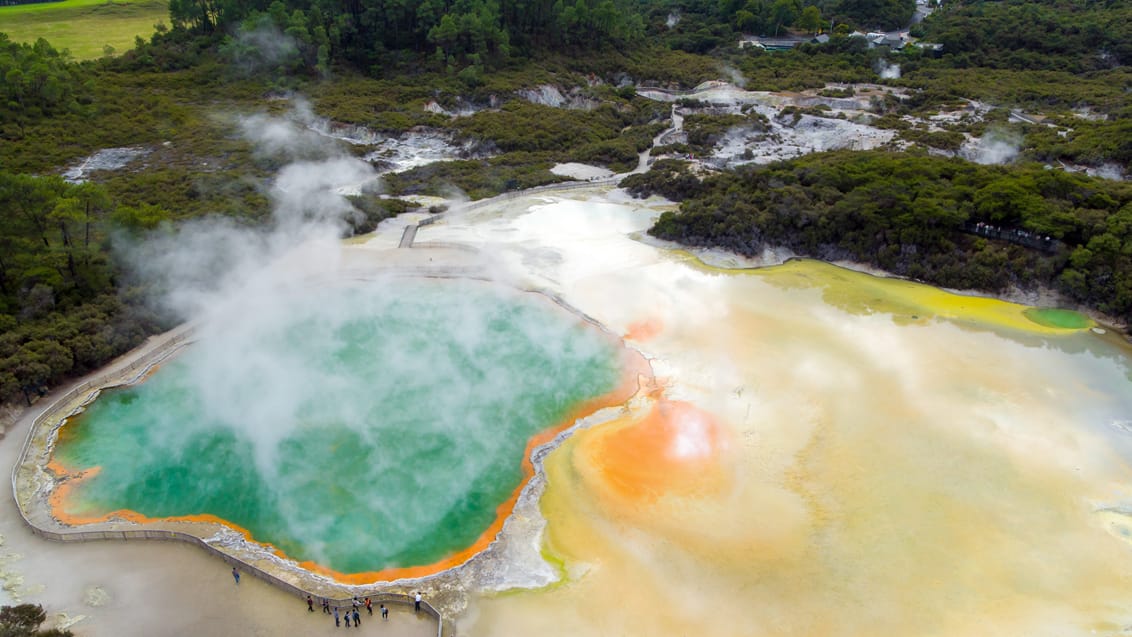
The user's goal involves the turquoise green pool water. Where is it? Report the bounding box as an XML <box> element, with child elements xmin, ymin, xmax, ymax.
<box><xmin>53</xmin><ymin>279</ymin><xmax>622</xmax><ymax>575</ymax></box>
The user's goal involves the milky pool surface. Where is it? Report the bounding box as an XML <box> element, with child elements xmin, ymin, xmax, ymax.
<box><xmin>405</xmin><ymin>189</ymin><xmax>1132</xmax><ymax>636</ymax></box>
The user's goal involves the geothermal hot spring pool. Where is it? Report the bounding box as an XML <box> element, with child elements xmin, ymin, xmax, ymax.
<box><xmin>50</xmin><ymin>277</ymin><xmax>632</xmax><ymax>580</ymax></box>
<box><xmin>31</xmin><ymin>191</ymin><xmax>1132</xmax><ymax>636</ymax></box>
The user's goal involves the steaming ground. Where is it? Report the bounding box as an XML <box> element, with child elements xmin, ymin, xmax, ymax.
<box><xmin>63</xmin><ymin>80</ymin><xmax>1127</xmax><ymax>191</ymax></box>
<box><xmin>635</xmin><ymin>81</ymin><xmax>1125</xmax><ymax>179</ymax></box>
<box><xmin>62</xmin><ymin>147</ymin><xmax>150</xmax><ymax>184</ymax></box>
<box><xmin>638</xmin><ymin>81</ymin><xmax>902</xmax><ymax>166</ymax></box>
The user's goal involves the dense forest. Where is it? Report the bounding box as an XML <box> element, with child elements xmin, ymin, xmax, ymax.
<box><xmin>0</xmin><ymin>603</ymin><xmax>73</xmax><ymax>637</ymax></box>
<box><xmin>921</xmin><ymin>0</ymin><xmax>1132</xmax><ymax>73</ymax></box>
<box><xmin>0</xmin><ymin>34</ymin><xmax>91</xmax><ymax>140</ymax></box>
<box><xmin>0</xmin><ymin>171</ymin><xmax>165</xmax><ymax>405</ymax></box>
<box><xmin>160</xmin><ymin>0</ymin><xmax>914</xmax><ymax>76</ymax></box>
<box><xmin>1</xmin><ymin>0</ymin><xmax>1131</xmax><ymax>406</ymax></box>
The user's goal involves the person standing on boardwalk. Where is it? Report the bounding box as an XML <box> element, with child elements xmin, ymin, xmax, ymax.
<box><xmin>334</xmin><ymin>607</ymin><xmax>340</xmax><ymax>627</ymax></box>
<box><xmin>307</xmin><ymin>595</ymin><xmax>314</xmax><ymax>612</ymax></box>
<box><xmin>231</xmin><ymin>567</ymin><xmax>240</xmax><ymax>584</ymax></box>
<box><xmin>323</xmin><ymin>598</ymin><xmax>330</xmax><ymax>614</ymax></box>
<box><xmin>414</xmin><ymin>592</ymin><xmax>422</xmax><ymax>612</ymax></box>
<box><xmin>352</xmin><ymin>608</ymin><xmax>361</xmax><ymax>627</ymax></box>
<box><xmin>380</xmin><ymin>604</ymin><xmax>388</xmax><ymax>619</ymax></box>
<box><xmin>365</xmin><ymin>597</ymin><xmax>372</xmax><ymax>615</ymax></box>
<box><xmin>344</xmin><ymin>611</ymin><xmax>351</xmax><ymax>628</ymax></box>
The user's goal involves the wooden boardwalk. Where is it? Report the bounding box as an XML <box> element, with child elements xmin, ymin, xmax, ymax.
<box><xmin>399</xmin><ymin>224</ymin><xmax>419</xmax><ymax>248</ymax></box>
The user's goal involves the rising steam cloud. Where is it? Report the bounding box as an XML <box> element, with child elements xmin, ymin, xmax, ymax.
<box><xmin>721</xmin><ymin>64</ymin><xmax>748</xmax><ymax>89</ymax></box>
<box><xmin>874</xmin><ymin>58</ymin><xmax>901</xmax><ymax>79</ymax></box>
<box><xmin>966</xmin><ymin>127</ymin><xmax>1022</xmax><ymax>165</ymax></box>
<box><xmin>222</xmin><ymin>17</ymin><xmax>301</xmax><ymax>77</ymax></box>
<box><xmin>120</xmin><ymin>100</ymin><xmax>378</xmax><ymax>320</ymax></box>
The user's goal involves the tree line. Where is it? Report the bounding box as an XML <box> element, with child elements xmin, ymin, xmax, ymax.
<box><xmin>156</xmin><ymin>0</ymin><xmax>923</xmax><ymax>78</ymax></box>
<box><xmin>0</xmin><ymin>33</ymin><xmax>92</xmax><ymax>140</ymax></box>
<box><xmin>624</xmin><ymin>152</ymin><xmax>1132</xmax><ymax>325</ymax></box>
<box><xmin>0</xmin><ymin>172</ymin><xmax>168</xmax><ymax>406</ymax></box>
<box><xmin>635</xmin><ymin>0</ymin><xmax>914</xmax><ymax>55</ymax></box>
<box><xmin>0</xmin><ymin>603</ymin><xmax>72</xmax><ymax>637</ymax></box>
<box><xmin>920</xmin><ymin>0</ymin><xmax>1132</xmax><ymax>74</ymax></box>
<box><xmin>168</xmin><ymin>0</ymin><xmax>646</xmax><ymax>74</ymax></box>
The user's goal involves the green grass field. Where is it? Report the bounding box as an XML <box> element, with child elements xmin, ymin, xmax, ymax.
<box><xmin>0</xmin><ymin>0</ymin><xmax>169</xmax><ymax>60</ymax></box>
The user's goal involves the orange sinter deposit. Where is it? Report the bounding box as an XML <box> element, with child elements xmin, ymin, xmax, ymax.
<box><xmin>623</xmin><ymin>317</ymin><xmax>664</xmax><ymax>343</ymax></box>
<box><xmin>576</xmin><ymin>398</ymin><xmax>731</xmax><ymax>502</ymax></box>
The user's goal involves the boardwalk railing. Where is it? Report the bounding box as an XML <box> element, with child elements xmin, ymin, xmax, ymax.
<box><xmin>963</xmin><ymin>221</ymin><xmax>1064</xmax><ymax>254</ymax></box>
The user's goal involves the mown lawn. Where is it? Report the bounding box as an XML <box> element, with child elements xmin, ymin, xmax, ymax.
<box><xmin>0</xmin><ymin>0</ymin><xmax>168</xmax><ymax>60</ymax></box>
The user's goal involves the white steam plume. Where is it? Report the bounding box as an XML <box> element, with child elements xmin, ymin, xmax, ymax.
<box><xmin>874</xmin><ymin>59</ymin><xmax>901</xmax><ymax>79</ymax></box>
<box><xmin>236</xmin><ymin>98</ymin><xmax>341</xmax><ymax>161</ymax></box>
<box><xmin>968</xmin><ymin>127</ymin><xmax>1022</xmax><ymax>165</ymax></box>
<box><xmin>721</xmin><ymin>64</ymin><xmax>748</xmax><ymax>89</ymax></box>
<box><xmin>223</xmin><ymin>17</ymin><xmax>300</xmax><ymax>77</ymax></box>
<box><xmin>1088</xmin><ymin>164</ymin><xmax>1126</xmax><ymax>182</ymax></box>
<box><xmin>120</xmin><ymin>100</ymin><xmax>378</xmax><ymax>321</ymax></box>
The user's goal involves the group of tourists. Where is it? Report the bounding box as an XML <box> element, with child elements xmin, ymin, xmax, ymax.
<box><xmin>306</xmin><ymin>592</ymin><xmax>423</xmax><ymax>628</ymax></box>
<box><xmin>234</xmin><ymin>565</ymin><xmax>424</xmax><ymax>628</ymax></box>
<box><xmin>307</xmin><ymin>595</ymin><xmax>389</xmax><ymax>627</ymax></box>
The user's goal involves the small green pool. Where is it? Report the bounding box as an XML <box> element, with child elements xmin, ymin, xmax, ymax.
<box><xmin>1023</xmin><ymin>307</ymin><xmax>1092</xmax><ymax>330</ymax></box>
<box><xmin>53</xmin><ymin>279</ymin><xmax>622</xmax><ymax>576</ymax></box>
